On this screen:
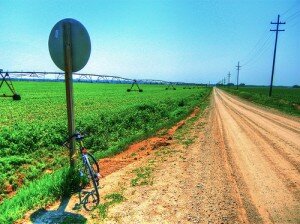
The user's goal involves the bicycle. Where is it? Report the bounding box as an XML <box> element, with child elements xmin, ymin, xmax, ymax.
<box><xmin>63</xmin><ymin>132</ymin><xmax>100</xmax><ymax>211</ymax></box>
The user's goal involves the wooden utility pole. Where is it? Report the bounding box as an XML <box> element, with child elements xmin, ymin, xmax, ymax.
<box><xmin>63</xmin><ymin>22</ymin><xmax>76</xmax><ymax>167</ymax></box>
<box><xmin>236</xmin><ymin>62</ymin><xmax>241</xmax><ymax>90</ymax></box>
<box><xmin>228</xmin><ymin>72</ymin><xmax>231</xmax><ymax>86</ymax></box>
<box><xmin>269</xmin><ymin>14</ymin><xmax>285</xmax><ymax>97</ymax></box>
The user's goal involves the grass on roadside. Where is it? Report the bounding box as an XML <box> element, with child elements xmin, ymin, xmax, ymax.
<box><xmin>221</xmin><ymin>87</ymin><xmax>300</xmax><ymax>116</ymax></box>
<box><xmin>174</xmin><ymin>94</ymin><xmax>211</xmax><ymax>145</ymax></box>
<box><xmin>98</xmin><ymin>193</ymin><xmax>125</xmax><ymax>220</ymax></box>
<box><xmin>0</xmin><ymin>167</ymin><xmax>72</xmax><ymax>224</ymax></box>
<box><xmin>154</xmin><ymin>147</ymin><xmax>177</xmax><ymax>157</ymax></box>
<box><xmin>131</xmin><ymin>166</ymin><xmax>154</xmax><ymax>187</ymax></box>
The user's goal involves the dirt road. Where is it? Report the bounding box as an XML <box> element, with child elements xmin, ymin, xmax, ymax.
<box><xmin>213</xmin><ymin>88</ymin><xmax>300</xmax><ymax>223</ymax></box>
<box><xmin>21</xmin><ymin>88</ymin><xmax>300</xmax><ymax>223</ymax></box>
<box><xmin>96</xmin><ymin>88</ymin><xmax>299</xmax><ymax>223</ymax></box>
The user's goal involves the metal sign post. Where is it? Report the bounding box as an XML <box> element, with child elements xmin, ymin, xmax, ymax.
<box><xmin>63</xmin><ymin>22</ymin><xmax>76</xmax><ymax>167</ymax></box>
<box><xmin>49</xmin><ymin>18</ymin><xmax>91</xmax><ymax>168</ymax></box>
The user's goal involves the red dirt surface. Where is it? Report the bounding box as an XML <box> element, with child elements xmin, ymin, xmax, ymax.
<box><xmin>99</xmin><ymin>108</ymin><xmax>199</xmax><ymax>177</ymax></box>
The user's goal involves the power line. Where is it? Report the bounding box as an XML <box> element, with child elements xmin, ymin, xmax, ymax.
<box><xmin>240</xmin><ymin>29</ymin><xmax>270</xmax><ymax>64</ymax></box>
<box><xmin>281</xmin><ymin>1</ymin><xmax>299</xmax><ymax>16</ymax></box>
<box><xmin>241</xmin><ymin>11</ymin><xmax>297</xmax><ymax>71</ymax></box>
<box><xmin>241</xmin><ymin>39</ymin><xmax>273</xmax><ymax>69</ymax></box>
<box><xmin>282</xmin><ymin>1</ymin><xmax>300</xmax><ymax>24</ymax></box>
<box><xmin>285</xmin><ymin>11</ymin><xmax>300</xmax><ymax>21</ymax></box>
<box><xmin>284</xmin><ymin>12</ymin><xmax>300</xmax><ymax>29</ymax></box>
<box><xmin>285</xmin><ymin>19</ymin><xmax>298</xmax><ymax>29</ymax></box>
<box><xmin>241</xmin><ymin>33</ymin><xmax>273</xmax><ymax>67</ymax></box>
<box><xmin>240</xmin><ymin>4</ymin><xmax>298</xmax><ymax>70</ymax></box>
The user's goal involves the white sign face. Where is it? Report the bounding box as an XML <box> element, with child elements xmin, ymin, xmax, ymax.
<box><xmin>48</xmin><ymin>18</ymin><xmax>91</xmax><ymax>72</ymax></box>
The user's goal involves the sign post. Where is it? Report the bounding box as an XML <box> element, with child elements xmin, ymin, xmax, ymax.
<box><xmin>63</xmin><ymin>22</ymin><xmax>76</xmax><ymax>167</ymax></box>
<box><xmin>49</xmin><ymin>18</ymin><xmax>91</xmax><ymax>167</ymax></box>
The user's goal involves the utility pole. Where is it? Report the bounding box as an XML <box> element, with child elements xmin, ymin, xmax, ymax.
<box><xmin>236</xmin><ymin>61</ymin><xmax>241</xmax><ymax>90</ymax></box>
<box><xmin>228</xmin><ymin>72</ymin><xmax>231</xmax><ymax>86</ymax></box>
<box><xmin>269</xmin><ymin>14</ymin><xmax>285</xmax><ymax>97</ymax></box>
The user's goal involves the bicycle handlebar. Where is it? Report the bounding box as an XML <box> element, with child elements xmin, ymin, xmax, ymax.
<box><xmin>62</xmin><ymin>132</ymin><xmax>85</xmax><ymax>146</ymax></box>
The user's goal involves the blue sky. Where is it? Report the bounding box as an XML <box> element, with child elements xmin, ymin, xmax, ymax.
<box><xmin>0</xmin><ymin>0</ymin><xmax>299</xmax><ymax>85</ymax></box>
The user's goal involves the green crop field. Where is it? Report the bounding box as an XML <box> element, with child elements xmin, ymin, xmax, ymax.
<box><xmin>221</xmin><ymin>86</ymin><xmax>300</xmax><ymax>116</ymax></box>
<box><xmin>0</xmin><ymin>81</ymin><xmax>211</xmax><ymax>223</ymax></box>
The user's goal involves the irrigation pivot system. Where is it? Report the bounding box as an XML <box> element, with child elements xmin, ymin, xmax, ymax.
<box><xmin>0</xmin><ymin>70</ymin><xmax>204</xmax><ymax>100</ymax></box>
<box><xmin>127</xmin><ymin>79</ymin><xmax>143</xmax><ymax>92</ymax></box>
<box><xmin>166</xmin><ymin>82</ymin><xmax>176</xmax><ymax>90</ymax></box>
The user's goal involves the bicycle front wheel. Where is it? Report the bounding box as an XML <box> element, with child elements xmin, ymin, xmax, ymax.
<box><xmin>86</xmin><ymin>153</ymin><xmax>100</xmax><ymax>177</ymax></box>
<box><xmin>81</xmin><ymin>153</ymin><xmax>100</xmax><ymax>210</ymax></box>
<box><xmin>84</xmin><ymin>161</ymin><xmax>100</xmax><ymax>210</ymax></box>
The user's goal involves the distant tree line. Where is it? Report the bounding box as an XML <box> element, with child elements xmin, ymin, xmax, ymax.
<box><xmin>216</xmin><ymin>83</ymin><xmax>299</xmax><ymax>88</ymax></box>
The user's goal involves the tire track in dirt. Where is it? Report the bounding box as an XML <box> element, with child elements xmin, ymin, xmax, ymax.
<box><xmin>214</xmin><ymin>88</ymin><xmax>300</xmax><ymax>223</ymax></box>
<box><xmin>214</xmin><ymin>94</ymin><xmax>276</xmax><ymax>223</ymax></box>
<box><xmin>219</xmin><ymin>90</ymin><xmax>300</xmax><ymax>133</ymax></box>
<box><xmin>217</xmin><ymin>90</ymin><xmax>300</xmax><ymax>172</ymax></box>
<box><xmin>196</xmin><ymin>102</ymin><xmax>249</xmax><ymax>223</ymax></box>
<box><xmin>214</xmin><ymin>100</ymin><xmax>265</xmax><ymax>223</ymax></box>
<box><xmin>217</xmin><ymin>90</ymin><xmax>300</xmax><ymax>199</ymax></box>
<box><xmin>220</xmin><ymin>90</ymin><xmax>300</xmax><ymax>135</ymax></box>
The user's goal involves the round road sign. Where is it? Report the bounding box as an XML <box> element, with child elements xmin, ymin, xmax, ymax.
<box><xmin>48</xmin><ymin>18</ymin><xmax>91</xmax><ymax>72</ymax></box>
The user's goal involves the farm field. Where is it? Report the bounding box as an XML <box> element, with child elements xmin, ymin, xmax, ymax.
<box><xmin>16</xmin><ymin>88</ymin><xmax>300</xmax><ymax>224</ymax></box>
<box><xmin>221</xmin><ymin>86</ymin><xmax>300</xmax><ymax>116</ymax></box>
<box><xmin>0</xmin><ymin>81</ymin><xmax>211</xmax><ymax>223</ymax></box>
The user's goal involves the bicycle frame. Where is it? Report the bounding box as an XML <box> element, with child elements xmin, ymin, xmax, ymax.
<box><xmin>64</xmin><ymin>132</ymin><xmax>100</xmax><ymax>210</ymax></box>
<box><xmin>78</xmin><ymin>140</ymin><xmax>95</xmax><ymax>178</ymax></box>
<box><xmin>78</xmin><ymin>140</ymin><xmax>87</xmax><ymax>155</ymax></box>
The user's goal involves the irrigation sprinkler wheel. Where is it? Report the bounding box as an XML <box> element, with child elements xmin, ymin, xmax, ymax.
<box><xmin>13</xmin><ymin>94</ymin><xmax>21</xmax><ymax>100</ymax></box>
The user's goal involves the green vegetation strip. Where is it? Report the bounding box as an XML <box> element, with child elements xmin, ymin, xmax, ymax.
<box><xmin>0</xmin><ymin>81</ymin><xmax>211</xmax><ymax>223</ymax></box>
<box><xmin>98</xmin><ymin>193</ymin><xmax>125</xmax><ymax>220</ymax></box>
<box><xmin>221</xmin><ymin>87</ymin><xmax>300</xmax><ymax>116</ymax></box>
<box><xmin>0</xmin><ymin>167</ymin><xmax>68</xmax><ymax>223</ymax></box>
<box><xmin>131</xmin><ymin>166</ymin><xmax>154</xmax><ymax>187</ymax></box>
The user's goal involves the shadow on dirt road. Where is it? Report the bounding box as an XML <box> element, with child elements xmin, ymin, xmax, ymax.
<box><xmin>30</xmin><ymin>197</ymin><xmax>87</xmax><ymax>224</ymax></box>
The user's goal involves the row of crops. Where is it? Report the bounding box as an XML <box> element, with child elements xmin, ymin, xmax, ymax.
<box><xmin>221</xmin><ymin>86</ymin><xmax>300</xmax><ymax>116</ymax></box>
<box><xmin>0</xmin><ymin>81</ymin><xmax>211</xmax><ymax>222</ymax></box>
